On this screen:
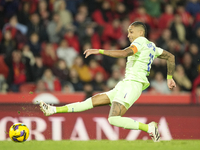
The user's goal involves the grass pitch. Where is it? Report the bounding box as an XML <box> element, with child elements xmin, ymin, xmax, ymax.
<box><xmin>0</xmin><ymin>140</ymin><xmax>200</xmax><ymax>150</ymax></box>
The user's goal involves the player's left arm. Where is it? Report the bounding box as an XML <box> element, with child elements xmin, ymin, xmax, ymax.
<box><xmin>84</xmin><ymin>46</ymin><xmax>137</xmax><ymax>58</ymax></box>
<box><xmin>157</xmin><ymin>50</ymin><xmax>176</xmax><ymax>90</ymax></box>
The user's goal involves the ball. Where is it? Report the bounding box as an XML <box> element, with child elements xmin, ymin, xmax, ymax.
<box><xmin>9</xmin><ymin>123</ymin><xmax>29</xmax><ymax>142</ymax></box>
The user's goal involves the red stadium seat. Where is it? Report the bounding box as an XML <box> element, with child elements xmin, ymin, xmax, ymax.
<box><xmin>19</xmin><ymin>83</ymin><xmax>36</xmax><ymax>93</ymax></box>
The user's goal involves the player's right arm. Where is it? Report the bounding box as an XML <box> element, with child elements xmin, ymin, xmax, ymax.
<box><xmin>84</xmin><ymin>46</ymin><xmax>137</xmax><ymax>58</ymax></box>
<box><xmin>157</xmin><ymin>50</ymin><xmax>176</xmax><ymax>90</ymax></box>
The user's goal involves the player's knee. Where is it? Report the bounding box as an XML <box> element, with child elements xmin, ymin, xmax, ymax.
<box><xmin>108</xmin><ymin>116</ymin><xmax>120</xmax><ymax>126</ymax></box>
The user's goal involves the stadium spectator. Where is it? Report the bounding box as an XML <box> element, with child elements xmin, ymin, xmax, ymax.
<box><xmin>27</xmin><ymin>13</ymin><xmax>48</xmax><ymax>42</ymax></box>
<box><xmin>192</xmin><ymin>25</ymin><xmax>200</xmax><ymax>48</ymax></box>
<box><xmin>52</xmin><ymin>59</ymin><xmax>70</xmax><ymax>86</ymax></box>
<box><xmin>17</xmin><ymin>2</ymin><xmax>31</xmax><ymax>26</ymax></box>
<box><xmin>119</xmin><ymin>18</ymin><xmax>131</xmax><ymax>49</ymax></box>
<box><xmin>101</xmin><ymin>43</ymin><xmax>117</xmax><ymax>74</ymax></box>
<box><xmin>185</xmin><ymin>0</ymin><xmax>200</xmax><ymax>17</ymax></box>
<box><xmin>156</xmin><ymin>29</ymin><xmax>171</xmax><ymax>50</ymax></box>
<box><xmin>47</xmin><ymin>12</ymin><xmax>65</xmax><ymax>44</ymax></box>
<box><xmin>42</xmin><ymin>68</ymin><xmax>61</xmax><ymax>92</ymax></box>
<box><xmin>158</xmin><ymin>4</ymin><xmax>174</xmax><ymax>30</ymax></box>
<box><xmin>167</xmin><ymin>39</ymin><xmax>185</xmax><ymax>63</ymax></box>
<box><xmin>62</xmin><ymin>82</ymin><xmax>74</xmax><ymax>93</ymax></box>
<box><xmin>89</xmin><ymin>59</ymin><xmax>108</xmax><ymax>80</ymax></box>
<box><xmin>112</xmin><ymin>2</ymin><xmax>128</xmax><ymax>20</ymax></box>
<box><xmin>34</xmin><ymin>79</ymin><xmax>48</xmax><ymax>93</ymax></box>
<box><xmin>170</xmin><ymin>14</ymin><xmax>186</xmax><ymax>43</ymax></box>
<box><xmin>41</xmin><ymin>43</ymin><xmax>58</xmax><ymax>68</ymax></box>
<box><xmin>177</xmin><ymin>4</ymin><xmax>193</xmax><ymax>27</ymax></box>
<box><xmin>74</xmin><ymin>12</ymin><xmax>89</xmax><ymax>35</ymax></box>
<box><xmin>66</xmin><ymin>0</ymin><xmax>84</xmax><ymax>15</ymax></box>
<box><xmin>54</xmin><ymin>0</ymin><xmax>73</xmax><ymax>28</ymax></box>
<box><xmin>56</xmin><ymin>39</ymin><xmax>77</xmax><ymax>68</ymax></box>
<box><xmin>31</xmin><ymin>56</ymin><xmax>46</xmax><ymax>82</ymax></box>
<box><xmin>0</xmin><ymin>30</ymin><xmax>16</xmax><ymax>57</ymax></box>
<box><xmin>21</xmin><ymin>44</ymin><xmax>35</xmax><ymax>82</ymax></box>
<box><xmin>107</xmin><ymin>68</ymin><xmax>123</xmax><ymax>90</ymax></box>
<box><xmin>79</xmin><ymin>24</ymin><xmax>101</xmax><ymax>49</ymax></box>
<box><xmin>112</xmin><ymin>58</ymin><xmax>126</xmax><ymax>78</ymax></box>
<box><xmin>6</xmin><ymin>50</ymin><xmax>27</xmax><ymax>92</ymax></box>
<box><xmin>129</xmin><ymin>6</ymin><xmax>154</xmax><ymax>29</ymax></box>
<box><xmin>92</xmin><ymin>1</ymin><xmax>113</xmax><ymax>26</ymax></box>
<box><xmin>83</xmin><ymin>82</ymin><xmax>93</xmax><ymax>99</ymax></box>
<box><xmin>173</xmin><ymin>64</ymin><xmax>192</xmax><ymax>91</ymax></box>
<box><xmin>101</xmin><ymin>19</ymin><xmax>123</xmax><ymax>42</ymax></box>
<box><xmin>91</xmin><ymin>72</ymin><xmax>108</xmax><ymax>92</ymax></box>
<box><xmin>0</xmin><ymin>0</ymin><xmax>19</xmax><ymax>21</ymax></box>
<box><xmin>6</xmin><ymin>14</ymin><xmax>26</xmax><ymax>37</ymax></box>
<box><xmin>36</xmin><ymin>0</ymin><xmax>51</xmax><ymax>27</ymax></box>
<box><xmin>144</xmin><ymin>0</ymin><xmax>161</xmax><ymax>18</ymax></box>
<box><xmin>72</xmin><ymin>55</ymin><xmax>92</xmax><ymax>82</ymax></box>
<box><xmin>150</xmin><ymin>72</ymin><xmax>171</xmax><ymax>94</ymax></box>
<box><xmin>80</xmin><ymin>42</ymin><xmax>96</xmax><ymax>64</ymax></box>
<box><xmin>68</xmin><ymin>68</ymin><xmax>83</xmax><ymax>91</ymax></box>
<box><xmin>64</xmin><ymin>26</ymin><xmax>80</xmax><ymax>53</ymax></box>
<box><xmin>28</xmin><ymin>32</ymin><xmax>41</xmax><ymax>56</ymax></box>
<box><xmin>182</xmin><ymin>52</ymin><xmax>198</xmax><ymax>83</ymax></box>
<box><xmin>150</xmin><ymin>58</ymin><xmax>167</xmax><ymax>80</ymax></box>
<box><xmin>188</xmin><ymin>43</ymin><xmax>200</xmax><ymax>67</ymax></box>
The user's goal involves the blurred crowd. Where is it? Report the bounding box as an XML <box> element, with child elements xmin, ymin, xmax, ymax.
<box><xmin>0</xmin><ymin>0</ymin><xmax>200</xmax><ymax>103</ymax></box>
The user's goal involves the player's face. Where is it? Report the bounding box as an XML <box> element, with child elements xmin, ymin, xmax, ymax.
<box><xmin>127</xmin><ymin>25</ymin><xmax>143</xmax><ymax>42</ymax></box>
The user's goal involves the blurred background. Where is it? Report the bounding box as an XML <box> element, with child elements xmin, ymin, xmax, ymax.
<box><xmin>0</xmin><ymin>0</ymin><xmax>200</xmax><ymax>141</ymax></box>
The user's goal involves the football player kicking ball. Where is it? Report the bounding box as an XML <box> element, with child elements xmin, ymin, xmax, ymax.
<box><xmin>40</xmin><ymin>21</ymin><xmax>176</xmax><ymax>142</ymax></box>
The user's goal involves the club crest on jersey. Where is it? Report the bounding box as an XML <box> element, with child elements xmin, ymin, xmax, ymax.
<box><xmin>147</xmin><ymin>43</ymin><xmax>152</xmax><ymax>48</ymax></box>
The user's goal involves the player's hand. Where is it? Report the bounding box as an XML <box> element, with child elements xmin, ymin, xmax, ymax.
<box><xmin>84</xmin><ymin>49</ymin><xmax>99</xmax><ymax>58</ymax></box>
<box><xmin>167</xmin><ymin>79</ymin><xmax>176</xmax><ymax>90</ymax></box>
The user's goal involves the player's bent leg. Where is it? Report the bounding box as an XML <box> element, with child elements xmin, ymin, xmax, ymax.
<box><xmin>40</xmin><ymin>93</ymin><xmax>110</xmax><ymax>116</ymax></box>
<box><xmin>108</xmin><ymin>101</ymin><xmax>139</xmax><ymax>130</ymax></box>
<box><xmin>107</xmin><ymin>101</ymin><xmax>160</xmax><ymax>142</ymax></box>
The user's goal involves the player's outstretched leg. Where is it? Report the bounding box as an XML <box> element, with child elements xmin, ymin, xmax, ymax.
<box><xmin>148</xmin><ymin>122</ymin><xmax>160</xmax><ymax>142</ymax></box>
<box><xmin>39</xmin><ymin>93</ymin><xmax>110</xmax><ymax>116</ymax></box>
<box><xmin>40</xmin><ymin>101</ymin><xmax>57</xmax><ymax>116</ymax></box>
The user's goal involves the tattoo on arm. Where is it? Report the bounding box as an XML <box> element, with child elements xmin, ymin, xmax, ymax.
<box><xmin>157</xmin><ymin>50</ymin><xmax>175</xmax><ymax>75</ymax></box>
<box><xmin>124</xmin><ymin>48</ymin><xmax>134</xmax><ymax>56</ymax></box>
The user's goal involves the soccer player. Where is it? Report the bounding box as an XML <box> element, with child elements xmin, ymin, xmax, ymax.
<box><xmin>40</xmin><ymin>21</ymin><xmax>176</xmax><ymax>142</ymax></box>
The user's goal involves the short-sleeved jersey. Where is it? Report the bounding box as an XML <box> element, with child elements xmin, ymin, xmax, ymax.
<box><xmin>124</xmin><ymin>36</ymin><xmax>163</xmax><ymax>90</ymax></box>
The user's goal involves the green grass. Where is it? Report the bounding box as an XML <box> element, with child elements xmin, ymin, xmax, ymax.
<box><xmin>0</xmin><ymin>140</ymin><xmax>200</xmax><ymax>150</ymax></box>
